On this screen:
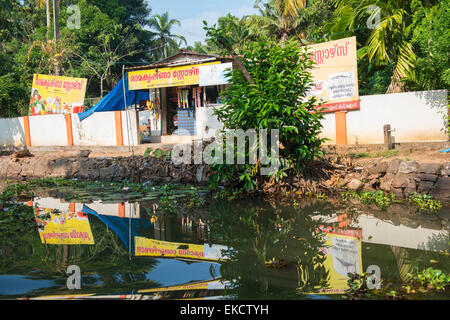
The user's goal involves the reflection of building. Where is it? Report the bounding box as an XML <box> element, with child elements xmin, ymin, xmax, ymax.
<box><xmin>31</xmin><ymin>197</ymin><xmax>228</xmax><ymax>261</ymax></box>
<box><xmin>32</xmin><ymin>197</ymin><xmax>150</xmax><ymax>250</ymax></box>
<box><xmin>312</xmin><ymin>213</ymin><xmax>448</xmax><ymax>252</ymax></box>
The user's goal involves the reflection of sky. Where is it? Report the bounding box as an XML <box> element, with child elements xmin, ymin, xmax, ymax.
<box><xmin>145</xmin><ymin>259</ymin><xmax>219</xmax><ymax>287</ymax></box>
<box><xmin>0</xmin><ymin>275</ymin><xmax>58</xmax><ymax>295</ymax></box>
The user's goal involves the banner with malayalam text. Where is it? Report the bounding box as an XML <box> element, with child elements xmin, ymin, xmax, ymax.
<box><xmin>29</xmin><ymin>74</ymin><xmax>87</xmax><ymax>115</ymax></box>
<box><xmin>128</xmin><ymin>62</ymin><xmax>221</xmax><ymax>90</ymax></box>
<box><xmin>307</xmin><ymin>36</ymin><xmax>359</xmax><ymax>113</ymax></box>
<box><xmin>35</xmin><ymin>208</ymin><xmax>95</xmax><ymax>245</ymax></box>
<box><xmin>134</xmin><ymin>237</ymin><xmax>229</xmax><ymax>261</ymax></box>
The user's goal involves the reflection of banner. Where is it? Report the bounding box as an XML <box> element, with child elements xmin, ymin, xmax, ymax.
<box><xmin>138</xmin><ymin>279</ymin><xmax>228</xmax><ymax>294</ymax></box>
<box><xmin>317</xmin><ymin>226</ymin><xmax>362</xmax><ymax>294</ymax></box>
<box><xmin>128</xmin><ymin>62</ymin><xmax>221</xmax><ymax>90</ymax></box>
<box><xmin>29</xmin><ymin>74</ymin><xmax>87</xmax><ymax>115</ymax></box>
<box><xmin>134</xmin><ymin>237</ymin><xmax>228</xmax><ymax>261</ymax></box>
<box><xmin>307</xmin><ymin>37</ymin><xmax>359</xmax><ymax>113</ymax></box>
<box><xmin>198</xmin><ymin>62</ymin><xmax>232</xmax><ymax>86</ymax></box>
<box><xmin>35</xmin><ymin>208</ymin><xmax>95</xmax><ymax>245</ymax></box>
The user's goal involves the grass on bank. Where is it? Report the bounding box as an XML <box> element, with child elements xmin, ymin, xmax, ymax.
<box><xmin>348</xmin><ymin>150</ymin><xmax>399</xmax><ymax>159</ymax></box>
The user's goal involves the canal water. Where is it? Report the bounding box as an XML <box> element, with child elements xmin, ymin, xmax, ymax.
<box><xmin>0</xmin><ymin>184</ymin><xmax>448</xmax><ymax>300</ymax></box>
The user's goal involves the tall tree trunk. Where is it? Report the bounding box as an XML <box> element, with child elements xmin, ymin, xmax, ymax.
<box><xmin>100</xmin><ymin>77</ymin><xmax>104</xmax><ymax>99</ymax></box>
<box><xmin>52</xmin><ymin>0</ymin><xmax>59</xmax><ymax>41</ymax></box>
<box><xmin>217</xmin><ymin>36</ymin><xmax>255</xmax><ymax>85</ymax></box>
<box><xmin>386</xmin><ymin>73</ymin><xmax>405</xmax><ymax>94</ymax></box>
<box><xmin>45</xmin><ymin>0</ymin><xmax>51</xmax><ymax>38</ymax></box>
<box><xmin>231</xmin><ymin>51</ymin><xmax>255</xmax><ymax>85</ymax></box>
<box><xmin>52</xmin><ymin>0</ymin><xmax>60</xmax><ymax>75</ymax></box>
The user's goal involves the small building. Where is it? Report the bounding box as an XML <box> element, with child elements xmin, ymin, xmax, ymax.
<box><xmin>125</xmin><ymin>50</ymin><xmax>233</xmax><ymax>144</ymax></box>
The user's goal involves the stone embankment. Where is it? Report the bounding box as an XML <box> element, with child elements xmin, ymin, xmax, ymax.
<box><xmin>0</xmin><ymin>150</ymin><xmax>208</xmax><ymax>185</ymax></box>
<box><xmin>343</xmin><ymin>159</ymin><xmax>450</xmax><ymax>201</ymax></box>
<box><xmin>0</xmin><ymin>149</ymin><xmax>449</xmax><ymax>200</ymax></box>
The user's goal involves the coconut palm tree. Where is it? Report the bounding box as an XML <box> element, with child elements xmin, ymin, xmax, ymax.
<box><xmin>148</xmin><ymin>12</ymin><xmax>187</xmax><ymax>60</ymax></box>
<box><xmin>331</xmin><ymin>0</ymin><xmax>418</xmax><ymax>93</ymax></box>
<box><xmin>247</xmin><ymin>0</ymin><xmax>307</xmax><ymax>42</ymax></box>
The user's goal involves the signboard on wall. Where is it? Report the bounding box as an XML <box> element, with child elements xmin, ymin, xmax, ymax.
<box><xmin>307</xmin><ymin>36</ymin><xmax>359</xmax><ymax>113</ymax></box>
<box><xmin>198</xmin><ymin>62</ymin><xmax>232</xmax><ymax>86</ymax></box>
<box><xmin>29</xmin><ymin>74</ymin><xmax>87</xmax><ymax>116</ymax></box>
<box><xmin>128</xmin><ymin>62</ymin><xmax>221</xmax><ymax>90</ymax></box>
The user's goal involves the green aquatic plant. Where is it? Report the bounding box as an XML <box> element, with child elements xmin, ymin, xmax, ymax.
<box><xmin>340</xmin><ymin>190</ymin><xmax>396</xmax><ymax>210</ymax></box>
<box><xmin>340</xmin><ymin>190</ymin><xmax>358</xmax><ymax>203</ymax></box>
<box><xmin>407</xmin><ymin>268</ymin><xmax>449</xmax><ymax>292</ymax></box>
<box><xmin>315</xmin><ymin>193</ymin><xmax>328</xmax><ymax>201</ymax></box>
<box><xmin>359</xmin><ymin>191</ymin><xmax>396</xmax><ymax>210</ymax></box>
<box><xmin>186</xmin><ymin>191</ymin><xmax>206</xmax><ymax>209</ymax></box>
<box><xmin>0</xmin><ymin>204</ymin><xmax>37</xmax><ymax>238</ymax></box>
<box><xmin>343</xmin><ymin>272</ymin><xmax>373</xmax><ymax>300</ymax></box>
<box><xmin>408</xmin><ymin>193</ymin><xmax>442</xmax><ymax>214</ymax></box>
<box><xmin>158</xmin><ymin>196</ymin><xmax>179</xmax><ymax>214</ymax></box>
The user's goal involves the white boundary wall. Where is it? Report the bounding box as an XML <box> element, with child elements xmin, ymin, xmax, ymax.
<box><xmin>0</xmin><ymin>110</ymin><xmax>139</xmax><ymax>147</ymax></box>
<box><xmin>0</xmin><ymin>90</ymin><xmax>447</xmax><ymax>148</ymax></box>
<box><xmin>196</xmin><ymin>105</ymin><xmax>224</xmax><ymax>140</ymax></box>
<box><xmin>346</xmin><ymin>90</ymin><xmax>448</xmax><ymax>144</ymax></box>
<box><xmin>0</xmin><ymin>117</ymin><xmax>26</xmax><ymax>147</ymax></box>
<box><xmin>72</xmin><ymin>112</ymin><xmax>117</xmax><ymax>146</ymax></box>
<box><xmin>29</xmin><ymin>114</ymin><xmax>68</xmax><ymax>146</ymax></box>
<box><xmin>121</xmin><ymin>110</ymin><xmax>139</xmax><ymax>147</ymax></box>
<box><xmin>320</xmin><ymin>90</ymin><xmax>448</xmax><ymax>144</ymax></box>
<box><xmin>193</xmin><ymin>91</ymin><xmax>448</xmax><ymax>145</ymax></box>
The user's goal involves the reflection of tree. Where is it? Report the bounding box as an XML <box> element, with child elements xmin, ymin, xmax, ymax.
<box><xmin>389</xmin><ymin>243</ymin><xmax>450</xmax><ymax>287</ymax></box>
<box><xmin>419</xmin><ymin>232</ymin><xmax>450</xmax><ymax>253</ymax></box>
<box><xmin>209</xmin><ymin>199</ymin><xmax>331</xmax><ymax>299</ymax></box>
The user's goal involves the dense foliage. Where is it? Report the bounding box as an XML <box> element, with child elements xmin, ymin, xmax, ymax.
<box><xmin>206</xmin><ymin>37</ymin><xmax>326</xmax><ymax>191</ymax></box>
<box><xmin>197</xmin><ymin>0</ymin><xmax>449</xmax><ymax>94</ymax></box>
<box><xmin>0</xmin><ymin>0</ymin><xmax>184</xmax><ymax>117</ymax></box>
<box><xmin>0</xmin><ymin>0</ymin><xmax>448</xmax><ymax>118</ymax></box>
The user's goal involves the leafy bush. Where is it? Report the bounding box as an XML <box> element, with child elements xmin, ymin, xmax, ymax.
<box><xmin>208</xmin><ymin>39</ymin><xmax>326</xmax><ymax>192</ymax></box>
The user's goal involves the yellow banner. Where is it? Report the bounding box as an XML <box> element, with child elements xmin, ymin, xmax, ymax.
<box><xmin>307</xmin><ymin>36</ymin><xmax>360</xmax><ymax>112</ymax></box>
<box><xmin>135</xmin><ymin>237</ymin><xmax>207</xmax><ymax>260</ymax></box>
<box><xmin>35</xmin><ymin>208</ymin><xmax>95</xmax><ymax>245</ymax></box>
<box><xmin>29</xmin><ymin>74</ymin><xmax>87</xmax><ymax>115</ymax></box>
<box><xmin>138</xmin><ymin>280</ymin><xmax>223</xmax><ymax>294</ymax></box>
<box><xmin>316</xmin><ymin>226</ymin><xmax>362</xmax><ymax>294</ymax></box>
<box><xmin>128</xmin><ymin>62</ymin><xmax>221</xmax><ymax>90</ymax></box>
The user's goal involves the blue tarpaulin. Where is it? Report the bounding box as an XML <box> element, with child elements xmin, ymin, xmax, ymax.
<box><xmin>78</xmin><ymin>73</ymin><xmax>149</xmax><ymax>121</ymax></box>
<box><xmin>82</xmin><ymin>204</ymin><xmax>152</xmax><ymax>251</ymax></box>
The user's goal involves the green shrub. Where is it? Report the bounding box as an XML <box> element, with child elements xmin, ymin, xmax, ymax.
<box><xmin>207</xmin><ymin>39</ymin><xmax>326</xmax><ymax>192</ymax></box>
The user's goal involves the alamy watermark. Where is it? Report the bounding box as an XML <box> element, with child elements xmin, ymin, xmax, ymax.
<box><xmin>366</xmin><ymin>5</ymin><xmax>382</xmax><ymax>30</ymax></box>
<box><xmin>171</xmin><ymin>129</ymin><xmax>280</xmax><ymax>176</ymax></box>
<box><xmin>66</xmin><ymin>265</ymin><xmax>81</xmax><ymax>290</ymax></box>
<box><xmin>67</xmin><ymin>5</ymin><xmax>81</xmax><ymax>30</ymax></box>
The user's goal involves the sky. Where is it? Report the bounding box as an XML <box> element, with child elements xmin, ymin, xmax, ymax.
<box><xmin>148</xmin><ymin>0</ymin><xmax>259</xmax><ymax>46</ymax></box>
